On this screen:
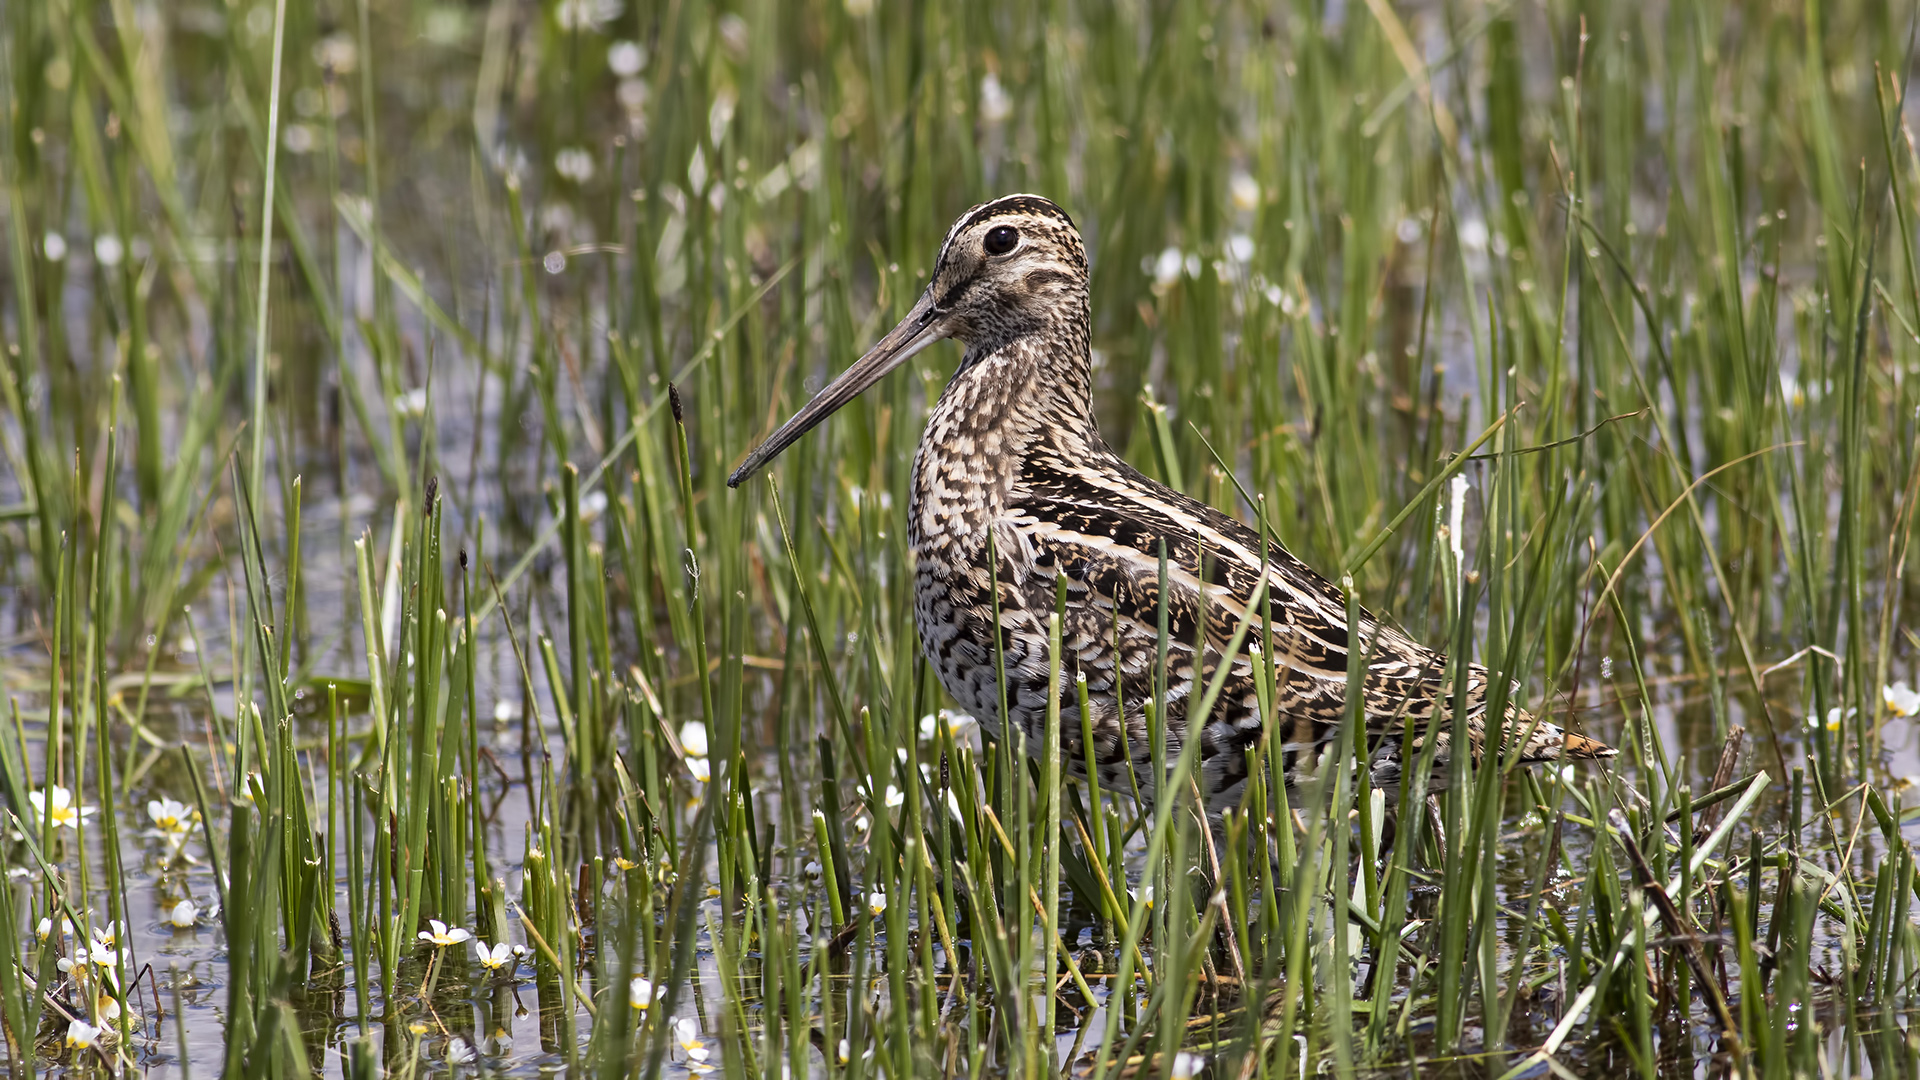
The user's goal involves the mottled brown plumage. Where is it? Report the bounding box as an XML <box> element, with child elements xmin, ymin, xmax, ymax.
<box><xmin>731</xmin><ymin>193</ymin><xmax>1614</xmax><ymax>815</ymax></box>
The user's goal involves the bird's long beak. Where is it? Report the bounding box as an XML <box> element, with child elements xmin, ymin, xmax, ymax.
<box><xmin>728</xmin><ymin>291</ymin><xmax>944</xmax><ymax>488</ymax></box>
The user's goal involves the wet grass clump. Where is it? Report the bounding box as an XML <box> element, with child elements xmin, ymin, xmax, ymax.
<box><xmin>2</xmin><ymin>0</ymin><xmax>1920</xmax><ymax>1077</ymax></box>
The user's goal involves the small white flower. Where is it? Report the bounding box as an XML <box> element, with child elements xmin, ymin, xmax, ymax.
<box><xmin>837</xmin><ymin>1038</ymin><xmax>851</xmax><ymax>1064</ymax></box>
<box><xmin>629</xmin><ymin>975</ymin><xmax>655</xmax><ymax>1009</ymax></box>
<box><xmin>311</xmin><ymin>33</ymin><xmax>358</xmax><ymax>73</ymax></box>
<box><xmin>1229</xmin><ymin>172</ymin><xmax>1261</xmax><ymax>212</ymax></box>
<box><xmin>883</xmin><ymin>785</ymin><xmax>904</xmax><ymax>809</ymax></box>
<box><xmin>1170</xmin><ymin>1051</ymin><xmax>1206</xmax><ymax>1078</ymax></box>
<box><xmin>43</xmin><ymin>232</ymin><xmax>67</xmax><ymax>262</ymax></box>
<box><xmin>979</xmin><ymin>72</ymin><xmax>1012</xmax><ymax>123</ymax></box>
<box><xmin>168</xmin><ymin>900</ymin><xmax>198</xmax><ymax>929</ymax></box>
<box><xmin>88</xmin><ymin>941</ymin><xmax>127</xmax><ymax>969</ymax></box>
<box><xmin>1225</xmin><ymin>233</ymin><xmax>1254</xmax><ymax>266</ymax></box>
<box><xmin>447</xmin><ymin>1037</ymin><xmax>476</xmax><ymax>1065</ymax></box>
<box><xmin>555</xmin><ymin>0</ymin><xmax>622</xmax><ymax>32</ymax></box>
<box><xmin>417</xmin><ymin>919</ymin><xmax>473</xmax><ymax>947</ymax></box>
<box><xmin>96</xmin><ymin>990</ymin><xmax>122</xmax><ymax>1020</ymax></box>
<box><xmin>617</xmin><ymin>78</ymin><xmax>650</xmax><ymax>114</ymax></box>
<box><xmin>867</xmin><ymin>890</ymin><xmax>888</xmax><ymax>917</ymax></box>
<box><xmin>94</xmin><ymin>234</ymin><xmax>124</xmax><ymax>267</ymax></box>
<box><xmin>1884</xmin><ymin>682</ymin><xmax>1920</xmax><ymax>718</ymax></box>
<box><xmin>679</xmin><ymin>720</ymin><xmax>709</xmax><ymax>758</ymax></box>
<box><xmin>475</xmin><ymin>941</ymin><xmax>515</xmax><ymax>971</ymax></box>
<box><xmin>66</xmin><ymin>1020</ymin><xmax>102</xmax><ymax>1049</ymax></box>
<box><xmin>672</xmin><ymin>1016</ymin><xmax>708</xmax><ymax>1061</ymax></box>
<box><xmin>578</xmin><ymin>489</ymin><xmax>609</xmax><ymax>523</ymax></box>
<box><xmin>1458</xmin><ymin>218</ymin><xmax>1490</xmax><ymax>252</ymax></box>
<box><xmin>90</xmin><ymin>922</ymin><xmax>124</xmax><ymax>950</ymax></box>
<box><xmin>686</xmin><ymin>757</ymin><xmax>711</xmax><ymax>783</ymax></box>
<box><xmin>607</xmin><ymin>40</ymin><xmax>646</xmax><ymax>77</ymax></box>
<box><xmin>1152</xmin><ymin>246</ymin><xmax>1184</xmax><ymax>289</ymax></box>
<box><xmin>1134</xmin><ymin>883</ymin><xmax>1155</xmax><ymax>909</ymax></box>
<box><xmin>1780</xmin><ymin>370</ymin><xmax>1806</xmax><ymax>407</ymax></box>
<box><xmin>1557</xmin><ymin>765</ymin><xmax>1577</xmax><ymax>785</ymax></box>
<box><xmin>1808</xmin><ymin>707</ymin><xmax>1851</xmax><ymax>733</ymax></box>
<box><xmin>555</xmin><ymin>147</ymin><xmax>596</xmax><ymax>183</ymax></box>
<box><xmin>37</xmin><ymin>916</ymin><xmax>73</xmax><ymax>941</ymax></box>
<box><xmin>28</xmin><ymin>786</ymin><xmax>96</xmax><ymax>830</ymax></box>
<box><xmin>282</xmin><ymin>123</ymin><xmax>317</xmax><ymax>154</ymax></box>
<box><xmin>147</xmin><ymin>797</ymin><xmax>196</xmax><ymax>834</ymax></box>
<box><xmin>918</xmin><ymin>709</ymin><xmax>978</xmax><ymax>741</ymax></box>
<box><xmin>392</xmin><ymin>387</ymin><xmax>427</xmax><ymax>419</ymax></box>
<box><xmin>493</xmin><ymin>699</ymin><xmax>521</xmax><ymax>723</ymax></box>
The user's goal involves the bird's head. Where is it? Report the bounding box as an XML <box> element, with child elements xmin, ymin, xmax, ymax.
<box><xmin>729</xmin><ymin>194</ymin><xmax>1085</xmax><ymax>488</ymax></box>
<box><xmin>920</xmin><ymin>194</ymin><xmax>1088</xmax><ymax>348</ymax></box>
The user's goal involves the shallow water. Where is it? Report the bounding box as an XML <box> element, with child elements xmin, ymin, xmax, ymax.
<box><xmin>7</xmin><ymin>587</ymin><xmax>1917</xmax><ymax>1077</ymax></box>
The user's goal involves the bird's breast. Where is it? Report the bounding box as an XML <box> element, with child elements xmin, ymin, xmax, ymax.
<box><xmin>907</xmin><ymin>391</ymin><xmax>1028</xmax><ymax>565</ymax></box>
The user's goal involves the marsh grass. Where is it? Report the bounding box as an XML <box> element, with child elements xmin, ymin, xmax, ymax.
<box><xmin>1</xmin><ymin>0</ymin><xmax>1920</xmax><ymax>1076</ymax></box>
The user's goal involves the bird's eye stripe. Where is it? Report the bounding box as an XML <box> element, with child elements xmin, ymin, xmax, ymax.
<box><xmin>936</xmin><ymin>279</ymin><xmax>973</xmax><ymax>310</ymax></box>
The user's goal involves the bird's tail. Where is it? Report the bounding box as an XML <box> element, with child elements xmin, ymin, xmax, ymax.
<box><xmin>1457</xmin><ymin>665</ymin><xmax>1615</xmax><ymax>762</ymax></box>
<box><xmin>1502</xmin><ymin>704</ymin><xmax>1617</xmax><ymax>763</ymax></box>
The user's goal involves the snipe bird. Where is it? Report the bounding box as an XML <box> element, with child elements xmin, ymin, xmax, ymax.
<box><xmin>730</xmin><ymin>194</ymin><xmax>1614</xmax><ymax>814</ymax></box>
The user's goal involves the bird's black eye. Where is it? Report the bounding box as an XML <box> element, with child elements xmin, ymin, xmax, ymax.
<box><xmin>983</xmin><ymin>225</ymin><xmax>1019</xmax><ymax>256</ymax></box>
